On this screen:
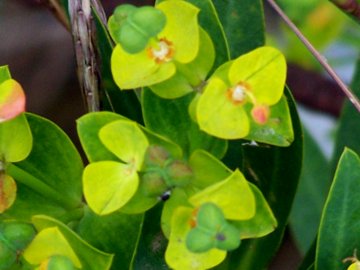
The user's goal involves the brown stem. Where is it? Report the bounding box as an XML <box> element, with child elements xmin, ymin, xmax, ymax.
<box><xmin>329</xmin><ymin>0</ymin><xmax>360</xmax><ymax>20</ymax></box>
<box><xmin>68</xmin><ymin>0</ymin><xmax>100</xmax><ymax>112</ymax></box>
<box><xmin>266</xmin><ymin>0</ymin><xmax>360</xmax><ymax>114</ymax></box>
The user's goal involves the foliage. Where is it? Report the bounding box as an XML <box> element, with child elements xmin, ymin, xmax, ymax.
<box><xmin>0</xmin><ymin>0</ymin><xmax>359</xmax><ymax>269</ymax></box>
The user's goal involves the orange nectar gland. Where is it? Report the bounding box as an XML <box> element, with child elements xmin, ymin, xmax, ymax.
<box><xmin>251</xmin><ymin>104</ymin><xmax>270</xmax><ymax>125</ymax></box>
<box><xmin>147</xmin><ymin>38</ymin><xmax>174</xmax><ymax>64</ymax></box>
<box><xmin>189</xmin><ymin>208</ymin><xmax>199</xmax><ymax>228</ymax></box>
<box><xmin>227</xmin><ymin>82</ymin><xmax>253</xmax><ymax>105</ymax></box>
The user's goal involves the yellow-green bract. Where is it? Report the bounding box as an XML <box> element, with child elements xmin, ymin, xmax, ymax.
<box><xmin>196</xmin><ymin>46</ymin><xmax>288</xmax><ymax>140</ymax></box>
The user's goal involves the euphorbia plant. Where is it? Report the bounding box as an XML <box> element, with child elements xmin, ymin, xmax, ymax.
<box><xmin>2</xmin><ymin>0</ymin><xmax>360</xmax><ymax>269</ymax></box>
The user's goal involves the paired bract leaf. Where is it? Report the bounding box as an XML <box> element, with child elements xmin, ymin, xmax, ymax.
<box><xmin>0</xmin><ymin>79</ymin><xmax>26</xmax><ymax>123</ymax></box>
<box><xmin>189</xmin><ymin>169</ymin><xmax>255</xmax><ymax>220</ymax></box>
<box><xmin>0</xmin><ymin>174</ymin><xmax>17</xmax><ymax>213</ymax></box>
<box><xmin>23</xmin><ymin>227</ymin><xmax>82</xmax><ymax>268</ymax></box>
<box><xmin>196</xmin><ymin>46</ymin><xmax>289</xmax><ymax>142</ymax></box>
<box><xmin>165</xmin><ymin>207</ymin><xmax>226</xmax><ymax>270</ymax></box>
<box><xmin>111</xmin><ymin>0</ymin><xmax>200</xmax><ymax>90</ymax></box>
<box><xmin>99</xmin><ymin>119</ymin><xmax>149</xmax><ymax>170</ymax></box>
<box><xmin>83</xmin><ymin>161</ymin><xmax>139</xmax><ymax>215</ymax></box>
<box><xmin>30</xmin><ymin>215</ymin><xmax>113</xmax><ymax>270</ymax></box>
<box><xmin>231</xmin><ymin>184</ymin><xmax>277</xmax><ymax>239</ymax></box>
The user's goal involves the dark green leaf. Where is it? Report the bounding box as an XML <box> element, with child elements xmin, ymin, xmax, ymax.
<box><xmin>77</xmin><ymin>207</ymin><xmax>143</xmax><ymax>270</ymax></box>
<box><xmin>212</xmin><ymin>0</ymin><xmax>265</xmax><ymax>57</ymax></box>
<box><xmin>290</xmin><ymin>127</ymin><xmax>331</xmax><ymax>254</ymax></box>
<box><xmin>3</xmin><ymin>114</ymin><xmax>83</xmax><ymax>221</ymax></box>
<box><xmin>142</xmin><ymin>89</ymin><xmax>227</xmax><ymax>159</ymax></box>
<box><xmin>316</xmin><ymin>149</ymin><xmax>360</xmax><ymax>270</ymax></box>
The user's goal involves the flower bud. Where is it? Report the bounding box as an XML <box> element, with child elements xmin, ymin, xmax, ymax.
<box><xmin>143</xmin><ymin>145</ymin><xmax>170</xmax><ymax>168</ymax></box>
<box><xmin>1</xmin><ymin>221</ymin><xmax>36</xmax><ymax>250</ymax></box>
<box><xmin>251</xmin><ymin>104</ymin><xmax>270</xmax><ymax>125</ymax></box>
<box><xmin>0</xmin><ymin>241</ymin><xmax>16</xmax><ymax>270</ymax></box>
<box><xmin>215</xmin><ymin>223</ymin><xmax>241</xmax><ymax>251</ymax></box>
<box><xmin>141</xmin><ymin>171</ymin><xmax>167</xmax><ymax>197</ymax></box>
<box><xmin>196</xmin><ymin>203</ymin><xmax>226</xmax><ymax>231</ymax></box>
<box><xmin>166</xmin><ymin>160</ymin><xmax>193</xmax><ymax>187</ymax></box>
<box><xmin>186</xmin><ymin>228</ymin><xmax>214</xmax><ymax>253</ymax></box>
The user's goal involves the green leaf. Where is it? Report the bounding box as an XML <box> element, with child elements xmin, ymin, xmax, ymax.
<box><xmin>23</xmin><ymin>227</ymin><xmax>82</xmax><ymax>268</ymax></box>
<box><xmin>290</xmin><ymin>128</ymin><xmax>331</xmax><ymax>254</ymax></box>
<box><xmin>30</xmin><ymin>215</ymin><xmax>113</xmax><ymax>270</ymax></box>
<box><xmin>189</xmin><ymin>170</ymin><xmax>255</xmax><ymax>220</ymax></box>
<box><xmin>332</xmin><ymin>59</ymin><xmax>360</xmax><ymax>169</ymax></box>
<box><xmin>316</xmin><ymin>149</ymin><xmax>360</xmax><ymax>270</ymax></box>
<box><xmin>0</xmin><ymin>79</ymin><xmax>26</xmax><ymax>123</ymax></box>
<box><xmin>165</xmin><ymin>207</ymin><xmax>227</xmax><ymax>269</ymax></box>
<box><xmin>77</xmin><ymin>207</ymin><xmax>143</xmax><ymax>270</ymax></box>
<box><xmin>4</xmin><ymin>114</ymin><xmax>83</xmax><ymax>221</ymax></box>
<box><xmin>131</xmin><ymin>204</ymin><xmax>169</xmax><ymax>270</ymax></box>
<box><xmin>142</xmin><ymin>89</ymin><xmax>227</xmax><ymax>158</ymax></box>
<box><xmin>0</xmin><ymin>65</ymin><xmax>11</xmax><ymax>83</ymax></box>
<box><xmin>0</xmin><ymin>114</ymin><xmax>32</xmax><ymax>163</ymax></box>
<box><xmin>231</xmin><ymin>184</ymin><xmax>277</xmax><ymax>239</ymax></box>
<box><xmin>77</xmin><ymin>112</ymin><xmax>125</xmax><ymax>162</ymax></box>
<box><xmin>99</xmin><ymin>119</ymin><xmax>149</xmax><ymax>170</ymax></box>
<box><xmin>220</xmin><ymin>88</ymin><xmax>302</xmax><ymax>269</ymax></box>
<box><xmin>212</xmin><ymin>0</ymin><xmax>265</xmax><ymax>57</ymax></box>
<box><xmin>189</xmin><ymin>149</ymin><xmax>232</xmax><ymax>189</ymax></box>
<box><xmin>83</xmin><ymin>161</ymin><xmax>139</xmax><ymax>215</ymax></box>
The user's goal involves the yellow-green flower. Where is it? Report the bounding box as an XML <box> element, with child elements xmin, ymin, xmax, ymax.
<box><xmin>111</xmin><ymin>0</ymin><xmax>200</xmax><ymax>90</ymax></box>
<box><xmin>196</xmin><ymin>46</ymin><xmax>287</xmax><ymax>139</ymax></box>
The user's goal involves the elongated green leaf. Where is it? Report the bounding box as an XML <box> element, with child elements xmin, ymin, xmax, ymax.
<box><xmin>142</xmin><ymin>89</ymin><xmax>227</xmax><ymax>158</ymax></box>
<box><xmin>3</xmin><ymin>114</ymin><xmax>83</xmax><ymax>221</ymax></box>
<box><xmin>0</xmin><ymin>65</ymin><xmax>11</xmax><ymax>83</ymax></box>
<box><xmin>290</xmin><ymin>127</ymin><xmax>331</xmax><ymax>254</ymax></box>
<box><xmin>132</xmin><ymin>205</ymin><xmax>169</xmax><ymax>270</ymax></box>
<box><xmin>316</xmin><ymin>149</ymin><xmax>360</xmax><ymax>270</ymax></box>
<box><xmin>332</xmin><ymin>59</ymin><xmax>360</xmax><ymax>169</ymax></box>
<box><xmin>77</xmin><ymin>207</ymin><xmax>143</xmax><ymax>270</ymax></box>
<box><xmin>218</xmin><ymin>88</ymin><xmax>302</xmax><ymax>269</ymax></box>
<box><xmin>0</xmin><ymin>114</ymin><xmax>32</xmax><ymax>163</ymax></box>
<box><xmin>212</xmin><ymin>0</ymin><xmax>265</xmax><ymax>57</ymax></box>
<box><xmin>31</xmin><ymin>215</ymin><xmax>113</xmax><ymax>270</ymax></box>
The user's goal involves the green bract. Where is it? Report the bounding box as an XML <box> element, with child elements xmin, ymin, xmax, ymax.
<box><xmin>83</xmin><ymin>120</ymin><xmax>149</xmax><ymax>215</ymax></box>
<box><xmin>23</xmin><ymin>227</ymin><xmax>82</xmax><ymax>268</ymax></box>
<box><xmin>0</xmin><ymin>174</ymin><xmax>16</xmax><ymax>213</ymax></box>
<box><xmin>196</xmin><ymin>46</ymin><xmax>288</xmax><ymax>141</ymax></box>
<box><xmin>111</xmin><ymin>0</ymin><xmax>200</xmax><ymax>91</ymax></box>
<box><xmin>189</xmin><ymin>169</ymin><xmax>256</xmax><ymax>220</ymax></box>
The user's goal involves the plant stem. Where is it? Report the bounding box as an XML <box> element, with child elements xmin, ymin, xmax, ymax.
<box><xmin>69</xmin><ymin>0</ymin><xmax>100</xmax><ymax>112</ymax></box>
<box><xmin>329</xmin><ymin>0</ymin><xmax>360</xmax><ymax>21</ymax></box>
<box><xmin>266</xmin><ymin>0</ymin><xmax>360</xmax><ymax>113</ymax></box>
<box><xmin>7</xmin><ymin>164</ymin><xmax>81</xmax><ymax>210</ymax></box>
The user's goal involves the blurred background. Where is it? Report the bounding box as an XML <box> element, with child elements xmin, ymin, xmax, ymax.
<box><xmin>1</xmin><ymin>0</ymin><xmax>359</xmax><ymax>268</ymax></box>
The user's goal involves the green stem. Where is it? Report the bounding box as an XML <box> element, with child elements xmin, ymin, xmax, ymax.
<box><xmin>7</xmin><ymin>164</ymin><xmax>80</xmax><ymax>210</ymax></box>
